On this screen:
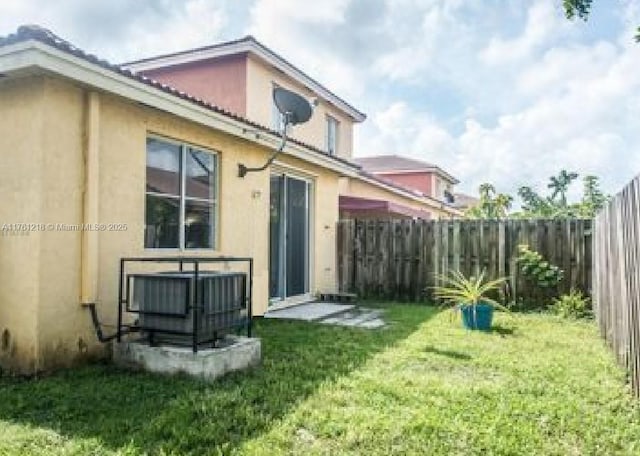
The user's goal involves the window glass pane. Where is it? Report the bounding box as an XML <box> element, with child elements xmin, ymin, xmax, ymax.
<box><xmin>327</xmin><ymin>117</ymin><xmax>338</xmax><ymax>155</ymax></box>
<box><xmin>146</xmin><ymin>138</ymin><xmax>181</xmax><ymax>196</ymax></box>
<box><xmin>185</xmin><ymin>200</ymin><xmax>213</xmax><ymax>249</ymax></box>
<box><xmin>186</xmin><ymin>148</ymin><xmax>215</xmax><ymax>199</ymax></box>
<box><xmin>145</xmin><ymin>195</ymin><xmax>180</xmax><ymax>248</ymax></box>
<box><xmin>272</xmin><ymin>89</ymin><xmax>285</xmax><ymax>133</ymax></box>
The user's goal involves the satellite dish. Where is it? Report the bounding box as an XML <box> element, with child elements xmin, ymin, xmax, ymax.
<box><xmin>273</xmin><ymin>87</ymin><xmax>313</xmax><ymax>126</ymax></box>
<box><xmin>238</xmin><ymin>87</ymin><xmax>314</xmax><ymax>178</ymax></box>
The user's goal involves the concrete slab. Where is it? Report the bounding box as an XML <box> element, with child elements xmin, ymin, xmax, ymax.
<box><xmin>264</xmin><ymin>302</ymin><xmax>355</xmax><ymax>321</ymax></box>
<box><xmin>113</xmin><ymin>336</ymin><xmax>261</xmax><ymax>382</ymax></box>
<box><xmin>320</xmin><ymin>308</ymin><xmax>386</xmax><ymax>329</ymax></box>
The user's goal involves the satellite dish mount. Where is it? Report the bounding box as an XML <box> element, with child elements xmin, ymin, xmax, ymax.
<box><xmin>238</xmin><ymin>87</ymin><xmax>313</xmax><ymax>178</ymax></box>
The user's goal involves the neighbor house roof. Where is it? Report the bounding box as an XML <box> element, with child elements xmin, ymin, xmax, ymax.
<box><xmin>354</xmin><ymin>154</ymin><xmax>459</xmax><ymax>184</ymax></box>
<box><xmin>339</xmin><ymin>195</ymin><xmax>432</xmax><ymax>220</ymax></box>
<box><xmin>123</xmin><ymin>35</ymin><xmax>366</xmax><ymax>123</ymax></box>
<box><xmin>0</xmin><ymin>25</ymin><xmax>360</xmax><ymax>175</ymax></box>
<box><xmin>452</xmin><ymin>192</ymin><xmax>479</xmax><ymax>210</ymax></box>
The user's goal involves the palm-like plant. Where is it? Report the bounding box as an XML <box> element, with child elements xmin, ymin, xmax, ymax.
<box><xmin>494</xmin><ymin>193</ymin><xmax>513</xmax><ymax>218</ymax></box>
<box><xmin>548</xmin><ymin>170</ymin><xmax>578</xmax><ymax>207</ymax></box>
<box><xmin>433</xmin><ymin>270</ymin><xmax>508</xmax><ymax>311</ymax></box>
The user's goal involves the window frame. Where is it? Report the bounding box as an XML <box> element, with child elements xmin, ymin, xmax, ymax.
<box><xmin>326</xmin><ymin>115</ymin><xmax>339</xmax><ymax>156</ymax></box>
<box><xmin>145</xmin><ymin>134</ymin><xmax>219</xmax><ymax>250</ymax></box>
<box><xmin>271</xmin><ymin>83</ymin><xmax>286</xmax><ymax>134</ymax></box>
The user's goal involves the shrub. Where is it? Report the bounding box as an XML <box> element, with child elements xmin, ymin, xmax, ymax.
<box><xmin>517</xmin><ymin>245</ymin><xmax>563</xmax><ymax>288</ymax></box>
<box><xmin>551</xmin><ymin>289</ymin><xmax>592</xmax><ymax>319</ymax></box>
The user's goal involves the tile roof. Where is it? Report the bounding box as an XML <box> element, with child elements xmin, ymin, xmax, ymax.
<box><xmin>354</xmin><ymin>154</ymin><xmax>459</xmax><ymax>185</ymax></box>
<box><xmin>354</xmin><ymin>155</ymin><xmax>437</xmax><ymax>172</ymax></box>
<box><xmin>452</xmin><ymin>192</ymin><xmax>480</xmax><ymax>209</ymax></box>
<box><xmin>0</xmin><ymin>25</ymin><xmax>360</xmax><ymax>171</ymax></box>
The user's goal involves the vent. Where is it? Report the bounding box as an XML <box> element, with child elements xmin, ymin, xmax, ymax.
<box><xmin>129</xmin><ymin>271</ymin><xmax>246</xmax><ymax>345</ymax></box>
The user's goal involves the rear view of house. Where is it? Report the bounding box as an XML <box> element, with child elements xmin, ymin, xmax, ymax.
<box><xmin>0</xmin><ymin>26</ymin><xmax>364</xmax><ymax>374</ymax></box>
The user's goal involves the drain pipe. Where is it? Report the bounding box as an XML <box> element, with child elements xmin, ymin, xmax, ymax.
<box><xmin>81</xmin><ymin>91</ymin><xmax>100</xmax><ymax>306</ymax></box>
<box><xmin>80</xmin><ymin>91</ymin><xmax>114</xmax><ymax>343</ymax></box>
<box><xmin>83</xmin><ymin>303</ymin><xmax>138</xmax><ymax>342</ymax></box>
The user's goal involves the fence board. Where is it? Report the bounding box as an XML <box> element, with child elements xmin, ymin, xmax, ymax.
<box><xmin>594</xmin><ymin>175</ymin><xmax>640</xmax><ymax>397</ymax></box>
<box><xmin>338</xmin><ymin>218</ymin><xmax>592</xmax><ymax>307</ymax></box>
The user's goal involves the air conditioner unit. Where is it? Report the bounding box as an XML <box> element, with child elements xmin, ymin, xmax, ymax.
<box><xmin>128</xmin><ymin>271</ymin><xmax>246</xmax><ymax>346</ymax></box>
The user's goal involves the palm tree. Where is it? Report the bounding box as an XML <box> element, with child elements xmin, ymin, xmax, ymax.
<box><xmin>548</xmin><ymin>170</ymin><xmax>578</xmax><ymax>207</ymax></box>
<box><xmin>494</xmin><ymin>193</ymin><xmax>513</xmax><ymax>218</ymax></box>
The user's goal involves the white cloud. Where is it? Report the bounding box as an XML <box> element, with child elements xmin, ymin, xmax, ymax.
<box><xmin>0</xmin><ymin>0</ymin><xmax>228</xmax><ymax>62</ymax></box>
<box><xmin>481</xmin><ymin>2</ymin><xmax>569</xmax><ymax>65</ymax></box>
<box><xmin>2</xmin><ymin>0</ymin><xmax>639</xmax><ymax>201</ymax></box>
<box><xmin>246</xmin><ymin>0</ymin><xmax>363</xmax><ymax>100</ymax></box>
<box><xmin>358</xmin><ymin>26</ymin><xmax>640</xmax><ymax>199</ymax></box>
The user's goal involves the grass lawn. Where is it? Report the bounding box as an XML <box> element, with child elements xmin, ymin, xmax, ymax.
<box><xmin>1</xmin><ymin>305</ymin><xmax>639</xmax><ymax>455</ymax></box>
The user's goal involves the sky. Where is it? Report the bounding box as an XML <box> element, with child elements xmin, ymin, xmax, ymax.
<box><xmin>1</xmin><ymin>0</ymin><xmax>639</xmax><ymax>200</ymax></box>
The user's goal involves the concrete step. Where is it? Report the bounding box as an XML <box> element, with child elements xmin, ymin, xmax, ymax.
<box><xmin>264</xmin><ymin>302</ymin><xmax>356</xmax><ymax>322</ymax></box>
<box><xmin>319</xmin><ymin>308</ymin><xmax>385</xmax><ymax>329</ymax></box>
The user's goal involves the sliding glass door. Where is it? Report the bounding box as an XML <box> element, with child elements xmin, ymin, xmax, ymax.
<box><xmin>269</xmin><ymin>174</ymin><xmax>310</xmax><ymax>302</ymax></box>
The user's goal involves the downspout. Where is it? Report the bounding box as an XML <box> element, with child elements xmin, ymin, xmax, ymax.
<box><xmin>80</xmin><ymin>92</ymin><xmax>115</xmax><ymax>342</ymax></box>
<box><xmin>79</xmin><ymin>92</ymin><xmax>136</xmax><ymax>342</ymax></box>
<box><xmin>81</xmin><ymin>91</ymin><xmax>100</xmax><ymax>306</ymax></box>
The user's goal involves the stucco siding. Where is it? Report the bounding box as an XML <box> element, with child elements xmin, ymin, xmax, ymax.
<box><xmin>141</xmin><ymin>55</ymin><xmax>248</xmax><ymax>117</ymax></box>
<box><xmin>0</xmin><ymin>76</ymin><xmax>45</xmax><ymax>374</ymax></box>
<box><xmin>0</xmin><ymin>74</ymin><xmax>343</xmax><ymax>373</ymax></box>
<box><xmin>36</xmin><ymin>78</ymin><xmax>93</xmax><ymax>370</ymax></box>
<box><xmin>246</xmin><ymin>56</ymin><xmax>354</xmax><ymax>159</ymax></box>
<box><xmin>376</xmin><ymin>172</ymin><xmax>434</xmax><ymax>196</ymax></box>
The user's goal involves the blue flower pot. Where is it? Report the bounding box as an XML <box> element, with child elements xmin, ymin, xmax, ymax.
<box><xmin>460</xmin><ymin>303</ymin><xmax>494</xmax><ymax>331</ymax></box>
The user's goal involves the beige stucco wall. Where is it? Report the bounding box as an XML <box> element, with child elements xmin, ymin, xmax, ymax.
<box><xmin>0</xmin><ymin>74</ymin><xmax>342</xmax><ymax>374</ymax></box>
<box><xmin>0</xmin><ymin>76</ymin><xmax>44</xmax><ymax>373</ymax></box>
<box><xmin>339</xmin><ymin>177</ymin><xmax>456</xmax><ymax>219</ymax></box>
<box><xmin>245</xmin><ymin>56</ymin><xmax>354</xmax><ymax>160</ymax></box>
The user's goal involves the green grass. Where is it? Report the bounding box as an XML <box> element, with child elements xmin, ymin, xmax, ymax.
<box><xmin>0</xmin><ymin>305</ymin><xmax>639</xmax><ymax>455</ymax></box>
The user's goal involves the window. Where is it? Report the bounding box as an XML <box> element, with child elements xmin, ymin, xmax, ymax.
<box><xmin>271</xmin><ymin>85</ymin><xmax>285</xmax><ymax>133</ymax></box>
<box><xmin>145</xmin><ymin>137</ymin><xmax>217</xmax><ymax>249</ymax></box>
<box><xmin>326</xmin><ymin>116</ymin><xmax>339</xmax><ymax>155</ymax></box>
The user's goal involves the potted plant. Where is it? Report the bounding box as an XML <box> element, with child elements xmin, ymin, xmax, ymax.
<box><xmin>433</xmin><ymin>270</ymin><xmax>508</xmax><ymax>331</ymax></box>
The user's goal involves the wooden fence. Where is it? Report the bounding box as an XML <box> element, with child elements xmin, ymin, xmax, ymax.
<box><xmin>337</xmin><ymin>219</ymin><xmax>592</xmax><ymax>304</ymax></box>
<box><xmin>593</xmin><ymin>176</ymin><xmax>640</xmax><ymax>397</ymax></box>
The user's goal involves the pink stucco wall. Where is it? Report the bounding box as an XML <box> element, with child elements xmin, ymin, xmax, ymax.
<box><xmin>376</xmin><ymin>172</ymin><xmax>434</xmax><ymax>196</ymax></box>
<box><xmin>141</xmin><ymin>54</ymin><xmax>248</xmax><ymax>116</ymax></box>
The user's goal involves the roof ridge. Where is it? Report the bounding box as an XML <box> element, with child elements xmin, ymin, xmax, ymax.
<box><xmin>121</xmin><ymin>35</ymin><xmax>254</xmax><ymax>66</ymax></box>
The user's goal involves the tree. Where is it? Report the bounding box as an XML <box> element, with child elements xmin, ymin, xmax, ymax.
<box><xmin>563</xmin><ymin>0</ymin><xmax>593</xmax><ymax>20</ymax></box>
<box><xmin>547</xmin><ymin>169</ymin><xmax>578</xmax><ymax>207</ymax></box>
<box><xmin>465</xmin><ymin>184</ymin><xmax>513</xmax><ymax>219</ymax></box>
<box><xmin>578</xmin><ymin>175</ymin><xmax>608</xmax><ymax>217</ymax></box>
<box><xmin>563</xmin><ymin>0</ymin><xmax>640</xmax><ymax>42</ymax></box>
<box><xmin>518</xmin><ymin>186</ymin><xmax>556</xmax><ymax>217</ymax></box>
<box><xmin>517</xmin><ymin>171</ymin><xmax>608</xmax><ymax>218</ymax></box>
<box><xmin>467</xmin><ymin>172</ymin><xmax>608</xmax><ymax>220</ymax></box>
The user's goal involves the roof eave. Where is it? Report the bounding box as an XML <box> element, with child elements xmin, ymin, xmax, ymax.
<box><xmin>0</xmin><ymin>39</ymin><xmax>360</xmax><ymax>178</ymax></box>
<box><xmin>355</xmin><ymin>172</ymin><xmax>463</xmax><ymax>216</ymax></box>
<box><xmin>370</xmin><ymin>168</ymin><xmax>460</xmax><ymax>185</ymax></box>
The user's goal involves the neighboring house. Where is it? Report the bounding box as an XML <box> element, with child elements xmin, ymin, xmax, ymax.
<box><xmin>355</xmin><ymin>155</ymin><xmax>459</xmax><ymax>203</ymax></box>
<box><xmin>452</xmin><ymin>193</ymin><xmax>480</xmax><ymax>212</ymax></box>
<box><xmin>123</xmin><ymin>37</ymin><xmax>460</xmax><ymax>221</ymax></box>
<box><xmin>0</xmin><ymin>26</ymin><xmax>365</xmax><ymax>374</ymax></box>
